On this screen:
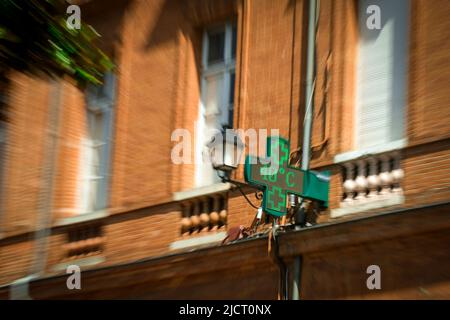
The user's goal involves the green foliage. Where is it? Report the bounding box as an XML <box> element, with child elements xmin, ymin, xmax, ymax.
<box><xmin>0</xmin><ymin>0</ymin><xmax>114</xmax><ymax>85</ymax></box>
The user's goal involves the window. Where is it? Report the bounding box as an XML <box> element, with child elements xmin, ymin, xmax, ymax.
<box><xmin>0</xmin><ymin>104</ymin><xmax>6</xmax><ymax>162</ymax></box>
<box><xmin>196</xmin><ymin>21</ymin><xmax>237</xmax><ymax>187</ymax></box>
<box><xmin>0</xmin><ymin>82</ymin><xmax>7</xmax><ymax>201</ymax></box>
<box><xmin>0</xmin><ymin>113</ymin><xmax>5</xmax><ymax>177</ymax></box>
<box><xmin>355</xmin><ymin>0</ymin><xmax>409</xmax><ymax>150</ymax></box>
<box><xmin>78</xmin><ymin>72</ymin><xmax>116</xmax><ymax>214</ymax></box>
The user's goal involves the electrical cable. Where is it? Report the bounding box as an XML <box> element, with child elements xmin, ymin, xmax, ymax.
<box><xmin>215</xmin><ymin>170</ymin><xmax>261</xmax><ymax>209</ymax></box>
<box><xmin>268</xmin><ymin>224</ymin><xmax>289</xmax><ymax>300</ymax></box>
<box><xmin>236</xmin><ymin>183</ymin><xmax>260</xmax><ymax>210</ymax></box>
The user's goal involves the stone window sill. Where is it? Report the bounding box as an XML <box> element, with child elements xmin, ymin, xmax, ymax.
<box><xmin>54</xmin><ymin>210</ymin><xmax>108</xmax><ymax>227</ymax></box>
<box><xmin>334</xmin><ymin>139</ymin><xmax>407</xmax><ymax>164</ymax></box>
<box><xmin>173</xmin><ymin>182</ymin><xmax>231</xmax><ymax>202</ymax></box>
<box><xmin>52</xmin><ymin>255</ymin><xmax>105</xmax><ymax>272</ymax></box>
<box><xmin>331</xmin><ymin>193</ymin><xmax>405</xmax><ymax>218</ymax></box>
<box><xmin>169</xmin><ymin>231</ymin><xmax>227</xmax><ymax>251</ymax></box>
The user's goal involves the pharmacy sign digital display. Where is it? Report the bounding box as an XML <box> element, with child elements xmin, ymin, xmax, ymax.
<box><xmin>244</xmin><ymin>136</ymin><xmax>329</xmax><ymax>217</ymax></box>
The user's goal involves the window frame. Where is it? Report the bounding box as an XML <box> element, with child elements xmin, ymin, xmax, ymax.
<box><xmin>201</xmin><ymin>21</ymin><xmax>236</xmax><ymax>129</ymax></box>
<box><xmin>195</xmin><ymin>20</ymin><xmax>237</xmax><ymax>188</ymax></box>
<box><xmin>77</xmin><ymin>72</ymin><xmax>116</xmax><ymax>214</ymax></box>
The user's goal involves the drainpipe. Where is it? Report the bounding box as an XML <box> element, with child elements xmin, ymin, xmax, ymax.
<box><xmin>31</xmin><ymin>79</ymin><xmax>63</xmax><ymax>275</ymax></box>
<box><xmin>293</xmin><ymin>0</ymin><xmax>318</xmax><ymax>301</ymax></box>
<box><xmin>9</xmin><ymin>79</ymin><xmax>63</xmax><ymax>299</ymax></box>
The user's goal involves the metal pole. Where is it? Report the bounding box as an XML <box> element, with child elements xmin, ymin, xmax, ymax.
<box><xmin>292</xmin><ymin>255</ymin><xmax>302</xmax><ymax>300</ymax></box>
<box><xmin>293</xmin><ymin>0</ymin><xmax>317</xmax><ymax>301</ymax></box>
<box><xmin>301</xmin><ymin>0</ymin><xmax>317</xmax><ymax>171</ymax></box>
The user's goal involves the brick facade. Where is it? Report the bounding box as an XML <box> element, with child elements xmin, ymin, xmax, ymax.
<box><xmin>0</xmin><ymin>0</ymin><xmax>449</xmax><ymax>299</ymax></box>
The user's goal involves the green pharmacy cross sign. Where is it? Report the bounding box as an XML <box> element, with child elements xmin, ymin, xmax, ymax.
<box><xmin>244</xmin><ymin>136</ymin><xmax>329</xmax><ymax>217</ymax></box>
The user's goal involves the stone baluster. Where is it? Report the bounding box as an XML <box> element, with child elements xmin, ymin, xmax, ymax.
<box><xmin>379</xmin><ymin>155</ymin><xmax>393</xmax><ymax>195</ymax></box>
<box><xmin>180</xmin><ymin>201</ymin><xmax>192</xmax><ymax>236</ymax></box>
<box><xmin>190</xmin><ymin>200</ymin><xmax>201</xmax><ymax>233</ymax></box>
<box><xmin>209</xmin><ymin>195</ymin><xmax>220</xmax><ymax>231</ymax></box>
<box><xmin>367</xmin><ymin>157</ymin><xmax>380</xmax><ymax>198</ymax></box>
<box><xmin>219</xmin><ymin>194</ymin><xmax>228</xmax><ymax>226</ymax></box>
<box><xmin>199</xmin><ymin>197</ymin><xmax>210</xmax><ymax>232</ymax></box>
<box><xmin>343</xmin><ymin>163</ymin><xmax>356</xmax><ymax>204</ymax></box>
<box><xmin>354</xmin><ymin>159</ymin><xmax>368</xmax><ymax>201</ymax></box>
<box><xmin>391</xmin><ymin>152</ymin><xmax>404</xmax><ymax>193</ymax></box>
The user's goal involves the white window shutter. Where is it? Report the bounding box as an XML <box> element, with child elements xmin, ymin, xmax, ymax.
<box><xmin>356</xmin><ymin>0</ymin><xmax>409</xmax><ymax>149</ymax></box>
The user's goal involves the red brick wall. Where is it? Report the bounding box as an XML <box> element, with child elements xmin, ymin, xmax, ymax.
<box><xmin>408</xmin><ymin>0</ymin><xmax>450</xmax><ymax>146</ymax></box>
<box><xmin>0</xmin><ymin>238</ymin><xmax>34</xmax><ymax>285</ymax></box>
<box><xmin>0</xmin><ymin>0</ymin><xmax>450</xmax><ymax>295</ymax></box>
<box><xmin>301</xmin><ymin>229</ymin><xmax>450</xmax><ymax>299</ymax></box>
<box><xmin>1</xmin><ymin>73</ymin><xmax>52</xmax><ymax>236</ymax></box>
<box><xmin>308</xmin><ymin>0</ymin><xmax>450</xmax><ymax>217</ymax></box>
